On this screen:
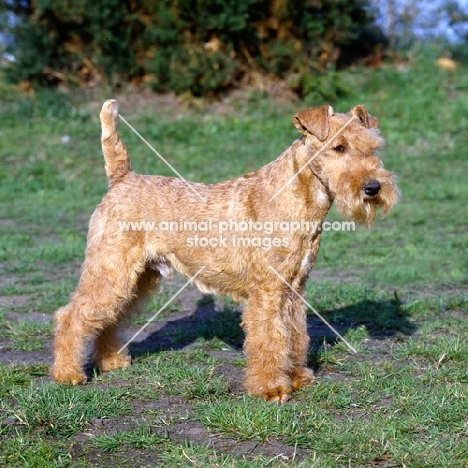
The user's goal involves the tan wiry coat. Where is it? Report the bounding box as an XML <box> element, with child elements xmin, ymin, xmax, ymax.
<box><xmin>51</xmin><ymin>100</ymin><xmax>399</xmax><ymax>402</ymax></box>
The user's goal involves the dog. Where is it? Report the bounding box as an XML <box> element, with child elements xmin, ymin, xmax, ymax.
<box><xmin>51</xmin><ymin>100</ymin><xmax>399</xmax><ymax>402</ymax></box>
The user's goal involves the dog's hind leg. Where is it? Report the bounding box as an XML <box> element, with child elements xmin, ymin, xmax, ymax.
<box><xmin>51</xmin><ymin>244</ymin><xmax>147</xmax><ymax>384</ymax></box>
<box><xmin>92</xmin><ymin>266</ymin><xmax>161</xmax><ymax>372</ymax></box>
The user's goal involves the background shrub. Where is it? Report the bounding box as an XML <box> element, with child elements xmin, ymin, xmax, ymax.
<box><xmin>2</xmin><ymin>0</ymin><xmax>383</xmax><ymax>99</ymax></box>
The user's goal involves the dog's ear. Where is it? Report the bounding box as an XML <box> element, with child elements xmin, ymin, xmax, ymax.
<box><xmin>350</xmin><ymin>105</ymin><xmax>379</xmax><ymax>129</ymax></box>
<box><xmin>292</xmin><ymin>105</ymin><xmax>332</xmax><ymax>141</ymax></box>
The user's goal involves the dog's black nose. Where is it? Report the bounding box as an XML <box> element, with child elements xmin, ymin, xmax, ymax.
<box><xmin>364</xmin><ymin>180</ymin><xmax>381</xmax><ymax>197</ymax></box>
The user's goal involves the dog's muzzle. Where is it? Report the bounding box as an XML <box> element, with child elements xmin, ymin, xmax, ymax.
<box><xmin>364</xmin><ymin>180</ymin><xmax>381</xmax><ymax>197</ymax></box>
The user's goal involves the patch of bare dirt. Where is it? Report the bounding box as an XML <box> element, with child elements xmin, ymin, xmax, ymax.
<box><xmin>0</xmin><ymin>294</ymin><xmax>32</xmax><ymax>310</ymax></box>
<box><xmin>0</xmin><ymin>349</ymin><xmax>53</xmax><ymax>366</ymax></box>
<box><xmin>0</xmin><ymin>261</ymin><xmax>81</xmax><ymax>316</ymax></box>
<box><xmin>0</xmin><ymin>263</ymin><xmax>19</xmax><ymax>288</ymax></box>
<box><xmin>71</xmin><ymin>395</ymin><xmax>313</xmax><ymax>465</ymax></box>
<box><xmin>168</xmin><ymin>419</ymin><xmax>313</xmax><ymax>462</ymax></box>
<box><xmin>307</xmin><ymin>266</ymin><xmax>361</xmax><ymax>284</ymax></box>
<box><xmin>211</xmin><ymin>360</ymin><xmax>245</xmax><ymax>394</ymax></box>
<box><xmin>6</xmin><ymin>311</ymin><xmax>52</xmax><ymax>322</ymax></box>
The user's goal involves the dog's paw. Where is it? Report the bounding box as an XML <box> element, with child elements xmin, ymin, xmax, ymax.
<box><xmin>291</xmin><ymin>367</ymin><xmax>315</xmax><ymax>390</ymax></box>
<box><xmin>244</xmin><ymin>373</ymin><xmax>293</xmax><ymax>403</ymax></box>
<box><xmin>51</xmin><ymin>365</ymin><xmax>87</xmax><ymax>385</ymax></box>
<box><xmin>261</xmin><ymin>386</ymin><xmax>293</xmax><ymax>403</ymax></box>
<box><xmin>93</xmin><ymin>352</ymin><xmax>131</xmax><ymax>373</ymax></box>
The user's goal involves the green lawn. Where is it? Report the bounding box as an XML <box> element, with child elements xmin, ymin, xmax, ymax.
<box><xmin>0</xmin><ymin>49</ymin><xmax>467</xmax><ymax>467</ymax></box>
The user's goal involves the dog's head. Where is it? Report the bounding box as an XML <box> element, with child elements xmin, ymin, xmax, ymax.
<box><xmin>293</xmin><ymin>105</ymin><xmax>400</xmax><ymax>227</ymax></box>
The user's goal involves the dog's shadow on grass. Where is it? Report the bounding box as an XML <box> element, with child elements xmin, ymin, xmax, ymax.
<box><xmin>306</xmin><ymin>296</ymin><xmax>418</xmax><ymax>370</ymax></box>
<box><xmin>129</xmin><ymin>296</ymin><xmax>245</xmax><ymax>357</ymax></box>
<box><xmin>128</xmin><ymin>293</ymin><xmax>417</xmax><ymax>371</ymax></box>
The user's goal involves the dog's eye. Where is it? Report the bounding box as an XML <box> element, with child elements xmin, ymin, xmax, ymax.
<box><xmin>334</xmin><ymin>145</ymin><xmax>345</xmax><ymax>152</ymax></box>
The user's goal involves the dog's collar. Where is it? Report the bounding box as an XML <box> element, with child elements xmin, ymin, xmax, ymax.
<box><xmin>305</xmin><ymin>147</ymin><xmax>334</xmax><ymax>201</ymax></box>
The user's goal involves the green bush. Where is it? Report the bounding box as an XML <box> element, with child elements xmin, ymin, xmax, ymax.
<box><xmin>444</xmin><ymin>0</ymin><xmax>468</xmax><ymax>61</ymax></box>
<box><xmin>2</xmin><ymin>0</ymin><xmax>382</xmax><ymax>99</ymax></box>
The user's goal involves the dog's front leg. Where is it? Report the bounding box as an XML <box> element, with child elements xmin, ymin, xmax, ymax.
<box><xmin>287</xmin><ymin>292</ymin><xmax>315</xmax><ymax>391</ymax></box>
<box><xmin>241</xmin><ymin>287</ymin><xmax>296</xmax><ymax>403</ymax></box>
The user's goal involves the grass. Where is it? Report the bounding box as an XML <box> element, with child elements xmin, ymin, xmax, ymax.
<box><xmin>1</xmin><ymin>318</ymin><xmax>54</xmax><ymax>351</ymax></box>
<box><xmin>93</xmin><ymin>425</ymin><xmax>168</xmax><ymax>452</ymax></box>
<box><xmin>0</xmin><ymin>47</ymin><xmax>467</xmax><ymax>466</ymax></box>
<box><xmin>5</xmin><ymin>382</ymin><xmax>134</xmax><ymax>438</ymax></box>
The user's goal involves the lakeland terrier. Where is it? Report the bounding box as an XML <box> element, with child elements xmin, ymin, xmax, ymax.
<box><xmin>51</xmin><ymin>100</ymin><xmax>399</xmax><ymax>402</ymax></box>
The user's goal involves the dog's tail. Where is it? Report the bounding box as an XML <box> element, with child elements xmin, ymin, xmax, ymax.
<box><xmin>100</xmin><ymin>99</ymin><xmax>132</xmax><ymax>185</ymax></box>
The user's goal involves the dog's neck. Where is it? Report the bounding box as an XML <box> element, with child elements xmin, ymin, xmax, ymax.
<box><xmin>305</xmin><ymin>146</ymin><xmax>334</xmax><ymax>203</ymax></box>
<box><xmin>257</xmin><ymin>139</ymin><xmax>333</xmax><ymax>222</ymax></box>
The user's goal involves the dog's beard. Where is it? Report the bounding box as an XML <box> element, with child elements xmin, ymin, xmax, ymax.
<box><xmin>329</xmin><ymin>163</ymin><xmax>400</xmax><ymax>228</ymax></box>
<box><xmin>335</xmin><ymin>196</ymin><xmax>377</xmax><ymax>228</ymax></box>
<box><xmin>334</xmin><ymin>179</ymin><xmax>399</xmax><ymax>228</ymax></box>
